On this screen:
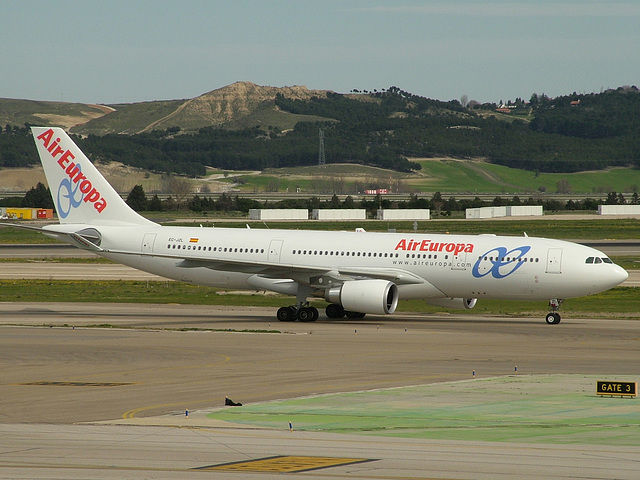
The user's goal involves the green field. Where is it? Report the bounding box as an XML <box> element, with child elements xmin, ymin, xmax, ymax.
<box><xmin>225</xmin><ymin>160</ymin><xmax>640</xmax><ymax>195</ymax></box>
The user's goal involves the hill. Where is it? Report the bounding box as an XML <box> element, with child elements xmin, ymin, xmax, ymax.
<box><xmin>1</xmin><ymin>82</ymin><xmax>334</xmax><ymax>135</ymax></box>
<box><xmin>1</xmin><ymin>83</ymin><xmax>640</xmax><ymax>179</ymax></box>
<box><xmin>0</xmin><ymin>98</ymin><xmax>113</xmax><ymax>129</ymax></box>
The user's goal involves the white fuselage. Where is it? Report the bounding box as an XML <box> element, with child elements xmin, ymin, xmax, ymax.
<box><xmin>46</xmin><ymin>224</ymin><xmax>628</xmax><ymax>302</ymax></box>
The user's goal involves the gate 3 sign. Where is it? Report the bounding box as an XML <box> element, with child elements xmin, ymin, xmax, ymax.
<box><xmin>597</xmin><ymin>381</ymin><xmax>637</xmax><ymax>397</ymax></box>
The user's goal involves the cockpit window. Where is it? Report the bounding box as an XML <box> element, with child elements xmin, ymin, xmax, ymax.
<box><xmin>586</xmin><ymin>256</ymin><xmax>613</xmax><ymax>264</ymax></box>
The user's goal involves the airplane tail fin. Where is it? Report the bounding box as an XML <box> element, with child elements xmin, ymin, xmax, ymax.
<box><xmin>31</xmin><ymin>127</ymin><xmax>155</xmax><ymax>226</ymax></box>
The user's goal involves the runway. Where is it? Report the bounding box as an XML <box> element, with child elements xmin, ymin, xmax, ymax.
<box><xmin>1</xmin><ymin>303</ymin><xmax>639</xmax><ymax>479</ymax></box>
<box><xmin>4</xmin><ymin>423</ymin><xmax>639</xmax><ymax>480</ymax></box>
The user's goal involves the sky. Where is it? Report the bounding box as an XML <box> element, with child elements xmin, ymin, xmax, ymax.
<box><xmin>1</xmin><ymin>1</ymin><xmax>639</xmax><ymax>105</ymax></box>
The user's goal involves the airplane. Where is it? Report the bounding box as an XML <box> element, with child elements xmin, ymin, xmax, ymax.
<box><xmin>5</xmin><ymin>126</ymin><xmax>629</xmax><ymax>324</ymax></box>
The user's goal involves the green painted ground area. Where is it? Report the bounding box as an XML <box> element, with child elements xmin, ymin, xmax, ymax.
<box><xmin>208</xmin><ymin>375</ymin><xmax>640</xmax><ymax>446</ymax></box>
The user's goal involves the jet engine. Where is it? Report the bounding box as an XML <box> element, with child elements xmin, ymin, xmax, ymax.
<box><xmin>325</xmin><ymin>280</ymin><xmax>398</xmax><ymax>315</ymax></box>
<box><xmin>425</xmin><ymin>298</ymin><xmax>477</xmax><ymax>310</ymax></box>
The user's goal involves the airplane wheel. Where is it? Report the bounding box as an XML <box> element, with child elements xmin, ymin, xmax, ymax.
<box><xmin>277</xmin><ymin>306</ymin><xmax>296</xmax><ymax>322</ymax></box>
<box><xmin>345</xmin><ymin>311</ymin><xmax>366</xmax><ymax>319</ymax></box>
<box><xmin>325</xmin><ymin>303</ymin><xmax>345</xmax><ymax>319</ymax></box>
<box><xmin>297</xmin><ymin>307</ymin><xmax>318</xmax><ymax>322</ymax></box>
<box><xmin>545</xmin><ymin>312</ymin><xmax>561</xmax><ymax>325</ymax></box>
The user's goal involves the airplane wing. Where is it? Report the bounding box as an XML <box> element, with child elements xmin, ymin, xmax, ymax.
<box><xmin>106</xmin><ymin>248</ymin><xmax>427</xmax><ymax>287</ymax></box>
<box><xmin>0</xmin><ymin>222</ymin><xmax>425</xmax><ymax>286</ymax></box>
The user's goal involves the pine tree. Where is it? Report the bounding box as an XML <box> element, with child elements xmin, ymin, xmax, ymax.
<box><xmin>126</xmin><ymin>185</ymin><xmax>148</xmax><ymax>211</ymax></box>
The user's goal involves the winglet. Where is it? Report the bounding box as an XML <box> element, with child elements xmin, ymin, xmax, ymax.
<box><xmin>31</xmin><ymin>127</ymin><xmax>156</xmax><ymax>226</ymax></box>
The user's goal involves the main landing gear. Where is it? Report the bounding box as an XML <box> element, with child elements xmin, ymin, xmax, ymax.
<box><xmin>545</xmin><ymin>298</ymin><xmax>563</xmax><ymax>325</ymax></box>
<box><xmin>276</xmin><ymin>304</ymin><xmax>319</xmax><ymax>322</ymax></box>
<box><xmin>276</xmin><ymin>303</ymin><xmax>367</xmax><ymax>322</ymax></box>
<box><xmin>277</xmin><ymin>285</ymin><xmax>321</xmax><ymax>322</ymax></box>
<box><xmin>325</xmin><ymin>303</ymin><xmax>366</xmax><ymax>319</ymax></box>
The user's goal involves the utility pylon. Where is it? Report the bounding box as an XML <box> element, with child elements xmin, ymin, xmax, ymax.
<box><xmin>318</xmin><ymin>128</ymin><xmax>326</xmax><ymax>167</ymax></box>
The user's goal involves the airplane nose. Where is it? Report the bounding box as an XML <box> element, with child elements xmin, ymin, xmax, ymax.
<box><xmin>617</xmin><ymin>267</ymin><xmax>629</xmax><ymax>284</ymax></box>
<box><xmin>610</xmin><ymin>266</ymin><xmax>629</xmax><ymax>287</ymax></box>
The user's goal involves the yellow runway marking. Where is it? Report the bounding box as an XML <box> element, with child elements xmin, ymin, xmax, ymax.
<box><xmin>15</xmin><ymin>381</ymin><xmax>136</xmax><ymax>387</ymax></box>
<box><xmin>198</xmin><ymin>455</ymin><xmax>373</xmax><ymax>473</ymax></box>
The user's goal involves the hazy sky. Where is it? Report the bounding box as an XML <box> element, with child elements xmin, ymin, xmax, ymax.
<box><xmin>2</xmin><ymin>1</ymin><xmax>639</xmax><ymax>105</ymax></box>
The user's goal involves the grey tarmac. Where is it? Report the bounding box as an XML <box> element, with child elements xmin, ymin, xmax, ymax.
<box><xmin>1</xmin><ymin>302</ymin><xmax>639</xmax><ymax>479</ymax></box>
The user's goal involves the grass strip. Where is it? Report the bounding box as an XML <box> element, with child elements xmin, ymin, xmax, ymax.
<box><xmin>0</xmin><ymin>280</ymin><xmax>637</xmax><ymax>318</ymax></box>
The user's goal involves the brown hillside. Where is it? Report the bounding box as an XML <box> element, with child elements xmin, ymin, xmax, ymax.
<box><xmin>139</xmin><ymin>81</ymin><xmax>330</xmax><ymax>132</ymax></box>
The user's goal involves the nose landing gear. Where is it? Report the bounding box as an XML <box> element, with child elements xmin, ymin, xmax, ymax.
<box><xmin>545</xmin><ymin>299</ymin><xmax>563</xmax><ymax>325</ymax></box>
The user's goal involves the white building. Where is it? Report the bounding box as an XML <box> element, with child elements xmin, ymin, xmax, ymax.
<box><xmin>249</xmin><ymin>209</ymin><xmax>308</xmax><ymax>220</ymax></box>
<box><xmin>312</xmin><ymin>209</ymin><xmax>366</xmax><ymax>220</ymax></box>
<box><xmin>506</xmin><ymin>206</ymin><xmax>543</xmax><ymax>216</ymax></box>
<box><xmin>377</xmin><ymin>209</ymin><xmax>430</xmax><ymax>220</ymax></box>
<box><xmin>465</xmin><ymin>207</ymin><xmax>507</xmax><ymax>219</ymax></box>
<box><xmin>466</xmin><ymin>206</ymin><xmax>543</xmax><ymax>218</ymax></box>
<box><xmin>598</xmin><ymin>205</ymin><xmax>640</xmax><ymax>215</ymax></box>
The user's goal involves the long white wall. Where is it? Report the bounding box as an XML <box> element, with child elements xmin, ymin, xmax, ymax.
<box><xmin>377</xmin><ymin>209</ymin><xmax>430</xmax><ymax>220</ymax></box>
<box><xmin>249</xmin><ymin>209</ymin><xmax>308</xmax><ymax>220</ymax></box>
<box><xmin>312</xmin><ymin>209</ymin><xmax>367</xmax><ymax>220</ymax></box>
<box><xmin>598</xmin><ymin>205</ymin><xmax>640</xmax><ymax>215</ymax></box>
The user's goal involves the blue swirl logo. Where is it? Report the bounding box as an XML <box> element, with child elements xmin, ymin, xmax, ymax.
<box><xmin>57</xmin><ymin>168</ymin><xmax>84</xmax><ymax>219</ymax></box>
<box><xmin>472</xmin><ymin>246</ymin><xmax>531</xmax><ymax>279</ymax></box>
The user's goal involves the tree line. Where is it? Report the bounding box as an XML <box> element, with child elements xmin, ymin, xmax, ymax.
<box><xmin>2</xmin><ymin>183</ymin><xmax>634</xmax><ymax>219</ymax></box>
<box><xmin>125</xmin><ymin>185</ymin><xmax>637</xmax><ymax>217</ymax></box>
<box><xmin>1</xmin><ymin>85</ymin><xmax>639</xmax><ymax>175</ymax></box>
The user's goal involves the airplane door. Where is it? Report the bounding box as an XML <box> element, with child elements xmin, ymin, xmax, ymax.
<box><xmin>142</xmin><ymin>233</ymin><xmax>157</xmax><ymax>253</ymax></box>
<box><xmin>451</xmin><ymin>252</ymin><xmax>467</xmax><ymax>270</ymax></box>
<box><xmin>546</xmin><ymin>248</ymin><xmax>562</xmax><ymax>274</ymax></box>
<box><xmin>268</xmin><ymin>239</ymin><xmax>283</xmax><ymax>262</ymax></box>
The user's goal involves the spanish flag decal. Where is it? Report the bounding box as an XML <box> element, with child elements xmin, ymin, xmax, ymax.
<box><xmin>190</xmin><ymin>238</ymin><xmax>199</xmax><ymax>243</ymax></box>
